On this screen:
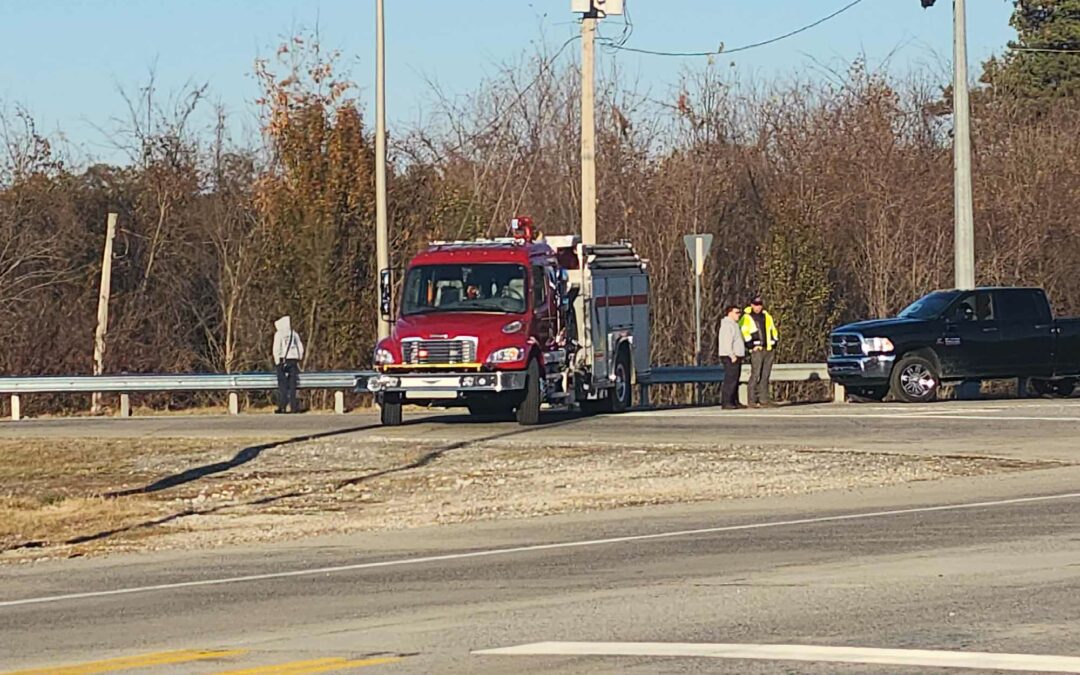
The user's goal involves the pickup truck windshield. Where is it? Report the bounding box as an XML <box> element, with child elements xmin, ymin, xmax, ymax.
<box><xmin>401</xmin><ymin>263</ymin><xmax>527</xmax><ymax>315</ymax></box>
<box><xmin>898</xmin><ymin>291</ymin><xmax>959</xmax><ymax>320</ymax></box>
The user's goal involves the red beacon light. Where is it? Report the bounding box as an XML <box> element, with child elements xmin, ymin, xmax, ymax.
<box><xmin>509</xmin><ymin>215</ymin><xmax>537</xmax><ymax>242</ymax></box>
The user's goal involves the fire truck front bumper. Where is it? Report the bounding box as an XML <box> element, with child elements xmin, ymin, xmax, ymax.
<box><xmin>365</xmin><ymin>371</ymin><xmax>527</xmax><ymax>397</ymax></box>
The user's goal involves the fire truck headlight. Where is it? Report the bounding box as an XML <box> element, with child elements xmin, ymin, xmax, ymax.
<box><xmin>374</xmin><ymin>348</ymin><xmax>395</xmax><ymax>366</ymax></box>
<box><xmin>489</xmin><ymin>347</ymin><xmax>525</xmax><ymax>364</ymax></box>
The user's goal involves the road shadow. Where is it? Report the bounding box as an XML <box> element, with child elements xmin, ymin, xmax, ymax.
<box><xmin>105</xmin><ymin>423</ymin><xmax>383</xmax><ymax>498</ymax></box>
<box><xmin>11</xmin><ymin>414</ymin><xmax>586</xmax><ymax>552</ymax></box>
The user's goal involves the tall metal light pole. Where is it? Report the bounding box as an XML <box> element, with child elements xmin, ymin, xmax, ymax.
<box><xmin>375</xmin><ymin>0</ymin><xmax>391</xmax><ymax>340</ymax></box>
<box><xmin>920</xmin><ymin>0</ymin><xmax>975</xmax><ymax>289</ymax></box>
<box><xmin>580</xmin><ymin>10</ymin><xmax>597</xmax><ymax>247</ymax></box>
<box><xmin>952</xmin><ymin>0</ymin><xmax>975</xmax><ymax>290</ymax></box>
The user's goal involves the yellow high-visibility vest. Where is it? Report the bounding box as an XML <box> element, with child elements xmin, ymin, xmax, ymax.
<box><xmin>740</xmin><ymin>308</ymin><xmax>779</xmax><ymax>350</ymax></box>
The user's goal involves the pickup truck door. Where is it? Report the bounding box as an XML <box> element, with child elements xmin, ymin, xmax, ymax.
<box><xmin>994</xmin><ymin>289</ymin><xmax>1054</xmax><ymax>378</ymax></box>
<box><xmin>939</xmin><ymin>291</ymin><xmax>1002</xmax><ymax>377</ymax></box>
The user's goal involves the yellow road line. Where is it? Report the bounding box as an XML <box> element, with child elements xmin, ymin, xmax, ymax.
<box><xmin>212</xmin><ymin>656</ymin><xmax>402</xmax><ymax>675</ymax></box>
<box><xmin>4</xmin><ymin>649</ymin><xmax>247</xmax><ymax>675</ymax></box>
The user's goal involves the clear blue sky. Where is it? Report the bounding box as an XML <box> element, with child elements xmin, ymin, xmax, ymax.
<box><xmin>0</xmin><ymin>0</ymin><xmax>1015</xmax><ymax>164</ymax></box>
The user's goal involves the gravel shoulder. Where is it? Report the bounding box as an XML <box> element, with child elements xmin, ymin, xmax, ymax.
<box><xmin>0</xmin><ymin>432</ymin><xmax>1055</xmax><ymax>564</ymax></box>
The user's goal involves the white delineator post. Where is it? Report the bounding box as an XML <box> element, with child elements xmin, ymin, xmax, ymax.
<box><xmin>92</xmin><ymin>213</ymin><xmax>117</xmax><ymax>415</ymax></box>
<box><xmin>953</xmin><ymin>0</ymin><xmax>975</xmax><ymax>290</ymax></box>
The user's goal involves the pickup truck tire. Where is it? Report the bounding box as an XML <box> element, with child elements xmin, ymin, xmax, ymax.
<box><xmin>890</xmin><ymin>355</ymin><xmax>939</xmax><ymax>403</ymax></box>
<box><xmin>515</xmin><ymin>359</ymin><xmax>542</xmax><ymax>426</ymax></box>
<box><xmin>847</xmin><ymin>385</ymin><xmax>888</xmax><ymax>402</ymax></box>
<box><xmin>1029</xmin><ymin>378</ymin><xmax>1075</xmax><ymax>398</ymax></box>
<box><xmin>380</xmin><ymin>396</ymin><xmax>403</xmax><ymax>426</ymax></box>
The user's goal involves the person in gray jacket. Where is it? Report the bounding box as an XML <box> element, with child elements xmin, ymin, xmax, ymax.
<box><xmin>273</xmin><ymin>316</ymin><xmax>305</xmax><ymax>413</ymax></box>
<box><xmin>717</xmin><ymin>305</ymin><xmax>746</xmax><ymax>410</ymax></box>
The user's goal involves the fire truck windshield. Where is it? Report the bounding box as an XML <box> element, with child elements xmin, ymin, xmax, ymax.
<box><xmin>401</xmin><ymin>263</ymin><xmax>528</xmax><ymax>315</ymax></box>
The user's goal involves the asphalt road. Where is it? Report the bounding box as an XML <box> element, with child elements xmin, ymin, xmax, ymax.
<box><xmin>2</xmin><ymin>400</ymin><xmax>1079</xmax><ymax>673</ymax></box>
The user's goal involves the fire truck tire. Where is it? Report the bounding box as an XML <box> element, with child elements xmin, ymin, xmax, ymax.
<box><xmin>609</xmin><ymin>347</ymin><xmax>633</xmax><ymax>413</ymax></box>
<box><xmin>380</xmin><ymin>397</ymin><xmax>403</xmax><ymax>426</ymax></box>
<box><xmin>515</xmin><ymin>359</ymin><xmax>542</xmax><ymax>426</ymax></box>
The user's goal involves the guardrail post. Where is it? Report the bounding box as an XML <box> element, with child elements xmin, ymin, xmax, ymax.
<box><xmin>832</xmin><ymin>382</ymin><xmax>847</xmax><ymax>403</ymax></box>
<box><xmin>638</xmin><ymin>383</ymin><xmax>650</xmax><ymax>408</ymax></box>
<box><xmin>119</xmin><ymin>393</ymin><xmax>131</xmax><ymax>418</ymax></box>
<box><xmin>10</xmin><ymin>395</ymin><xmax>21</xmax><ymax>421</ymax></box>
<box><xmin>334</xmin><ymin>391</ymin><xmax>345</xmax><ymax>414</ymax></box>
<box><xmin>228</xmin><ymin>392</ymin><xmax>239</xmax><ymax>415</ymax></box>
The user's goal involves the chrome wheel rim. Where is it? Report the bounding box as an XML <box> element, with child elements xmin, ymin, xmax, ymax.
<box><xmin>901</xmin><ymin>364</ymin><xmax>936</xmax><ymax>398</ymax></box>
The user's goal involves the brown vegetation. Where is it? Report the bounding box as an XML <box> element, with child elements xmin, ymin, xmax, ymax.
<box><xmin>2</xmin><ymin>36</ymin><xmax>1079</xmax><ymax>412</ymax></box>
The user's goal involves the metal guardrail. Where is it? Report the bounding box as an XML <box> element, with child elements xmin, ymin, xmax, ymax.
<box><xmin>0</xmin><ymin>364</ymin><xmax>839</xmax><ymax>421</ymax></box>
<box><xmin>0</xmin><ymin>371</ymin><xmax>374</xmax><ymax>421</ymax></box>
<box><xmin>641</xmin><ymin>363</ymin><xmax>840</xmax><ymax>406</ymax></box>
<box><xmin>0</xmin><ymin>372</ymin><xmax>372</xmax><ymax>393</ymax></box>
<box><xmin>647</xmin><ymin>363</ymin><xmax>829</xmax><ymax>385</ymax></box>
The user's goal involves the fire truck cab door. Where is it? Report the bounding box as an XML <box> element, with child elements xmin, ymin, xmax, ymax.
<box><xmin>531</xmin><ymin>264</ymin><xmax>557</xmax><ymax>353</ymax></box>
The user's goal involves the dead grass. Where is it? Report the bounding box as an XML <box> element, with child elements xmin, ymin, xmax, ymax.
<box><xmin>0</xmin><ymin>435</ymin><xmax>1051</xmax><ymax>564</ymax></box>
<box><xmin>0</xmin><ymin>495</ymin><xmax>165</xmax><ymax>552</ymax></box>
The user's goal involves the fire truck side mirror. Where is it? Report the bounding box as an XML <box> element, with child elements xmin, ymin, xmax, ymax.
<box><xmin>379</xmin><ymin>268</ymin><xmax>392</xmax><ymax>321</ymax></box>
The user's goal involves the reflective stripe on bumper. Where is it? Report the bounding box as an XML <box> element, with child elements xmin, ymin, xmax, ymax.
<box><xmin>367</xmin><ymin>371</ymin><xmax>527</xmax><ymax>394</ymax></box>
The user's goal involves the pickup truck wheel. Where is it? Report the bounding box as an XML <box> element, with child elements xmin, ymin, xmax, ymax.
<box><xmin>1055</xmin><ymin>379</ymin><xmax>1076</xmax><ymax>398</ymax></box>
<box><xmin>1028</xmin><ymin>378</ymin><xmax>1052</xmax><ymax>398</ymax></box>
<box><xmin>379</xmin><ymin>396</ymin><xmax>403</xmax><ymax>426</ymax></box>
<box><xmin>890</xmin><ymin>356</ymin><xmax>939</xmax><ymax>403</ymax></box>
<box><xmin>515</xmin><ymin>359</ymin><xmax>542</xmax><ymax>426</ymax></box>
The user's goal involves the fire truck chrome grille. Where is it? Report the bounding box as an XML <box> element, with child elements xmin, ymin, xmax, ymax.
<box><xmin>402</xmin><ymin>339</ymin><xmax>477</xmax><ymax>365</ymax></box>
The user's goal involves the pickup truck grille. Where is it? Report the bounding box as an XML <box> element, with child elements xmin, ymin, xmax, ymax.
<box><xmin>830</xmin><ymin>334</ymin><xmax>863</xmax><ymax>358</ymax></box>
<box><xmin>402</xmin><ymin>338</ymin><xmax>477</xmax><ymax>365</ymax></box>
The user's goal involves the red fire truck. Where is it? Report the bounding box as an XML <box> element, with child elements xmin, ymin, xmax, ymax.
<box><xmin>368</xmin><ymin>216</ymin><xmax>650</xmax><ymax>426</ymax></box>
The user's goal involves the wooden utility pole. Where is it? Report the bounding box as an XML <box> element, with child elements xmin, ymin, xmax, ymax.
<box><xmin>92</xmin><ymin>213</ymin><xmax>117</xmax><ymax>414</ymax></box>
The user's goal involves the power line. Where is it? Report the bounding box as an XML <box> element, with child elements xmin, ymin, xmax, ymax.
<box><xmin>598</xmin><ymin>0</ymin><xmax>867</xmax><ymax>58</ymax></box>
<box><xmin>1012</xmin><ymin>47</ymin><xmax>1080</xmax><ymax>54</ymax></box>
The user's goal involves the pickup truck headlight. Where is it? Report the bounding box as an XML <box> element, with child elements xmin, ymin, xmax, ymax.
<box><xmin>488</xmin><ymin>347</ymin><xmax>525</xmax><ymax>364</ymax></box>
<box><xmin>374</xmin><ymin>347</ymin><xmax>395</xmax><ymax>366</ymax></box>
<box><xmin>861</xmin><ymin>337</ymin><xmax>895</xmax><ymax>354</ymax></box>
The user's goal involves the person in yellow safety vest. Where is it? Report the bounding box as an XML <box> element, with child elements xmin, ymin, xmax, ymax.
<box><xmin>739</xmin><ymin>295</ymin><xmax>779</xmax><ymax>407</ymax></box>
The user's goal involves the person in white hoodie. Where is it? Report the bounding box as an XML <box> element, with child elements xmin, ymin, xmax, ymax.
<box><xmin>273</xmin><ymin>316</ymin><xmax>305</xmax><ymax>413</ymax></box>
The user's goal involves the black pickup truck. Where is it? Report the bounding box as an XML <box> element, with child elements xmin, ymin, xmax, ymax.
<box><xmin>828</xmin><ymin>287</ymin><xmax>1080</xmax><ymax>402</ymax></box>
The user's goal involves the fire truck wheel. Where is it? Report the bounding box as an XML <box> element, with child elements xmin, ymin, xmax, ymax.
<box><xmin>380</xmin><ymin>396</ymin><xmax>403</xmax><ymax>426</ymax></box>
<box><xmin>515</xmin><ymin>359</ymin><xmax>542</xmax><ymax>426</ymax></box>
<box><xmin>609</xmin><ymin>348</ymin><xmax>633</xmax><ymax>413</ymax></box>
